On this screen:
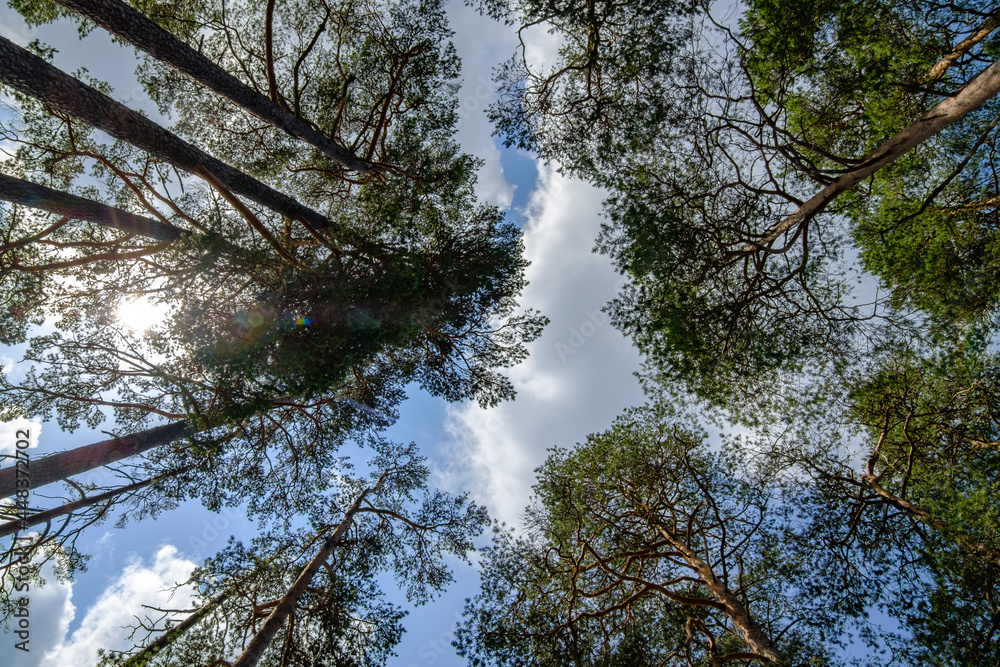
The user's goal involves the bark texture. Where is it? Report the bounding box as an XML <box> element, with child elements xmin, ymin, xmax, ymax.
<box><xmin>756</xmin><ymin>57</ymin><xmax>1000</xmax><ymax>249</ymax></box>
<box><xmin>52</xmin><ymin>0</ymin><xmax>372</xmax><ymax>173</ymax></box>
<box><xmin>0</xmin><ymin>420</ymin><xmax>190</xmax><ymax>499</ymax></box>
<box><xmin>0</xmin><ymin>172</ymin><xmax>184</xmax><ymax>242</ymax></box>
<box><xmin>0</xmin><ymin>36</ymin><xmax>344</xmax><ymax>236</ymax></box>
<box><xmin>655</xmin><ymin>524</ymin><xmax>780</xmax><ymax>663</ymax></box>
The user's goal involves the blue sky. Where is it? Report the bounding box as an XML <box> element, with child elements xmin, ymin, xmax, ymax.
<box><xmin>0</xmin><ymin>2</ymin><xmax>647</xmax><ymax>665</ymax></box>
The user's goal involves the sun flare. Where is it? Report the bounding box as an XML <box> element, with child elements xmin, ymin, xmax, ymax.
<box><xmin>116</xmin><ymin>297</ymin><xmax>169</xmax><ymax>332</ymax></box>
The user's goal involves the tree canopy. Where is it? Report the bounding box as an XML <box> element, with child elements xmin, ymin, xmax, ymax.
<box><xmin>478</xmin><ymin>0</ymin><xmax>1000</xmax><ymax>405</ymax></box>
<box><xmin>4</xmin><ymin>0</ymin><xmax>1000</xmax><ymax>664</ymax></box>
<box><xmin>0</xmin><ymin>0</ymin><xmax>538</xmax><ymax>657</ymax></box>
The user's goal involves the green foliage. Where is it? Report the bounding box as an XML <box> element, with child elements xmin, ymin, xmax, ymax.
<box><xmin>741</xmin><ymin>0</ymin><xmax>1000</xmax><ymax>327</ymax></box>
<box><xmin>457</xmin><ymin>405</ymin><xmax>847</xmax><ymax>666</ymax></box>
<box><xmin>742</xmin><ymin>0</ymin><xmax>946</xmax><ymax>159</ymax></box>
<box><xmin>134</xmin><ymin>0</ymin><xmax>463</xmax><ymax>185</ymax></box>
<box><xmin>475</xmin><ymin>0</ymin><xmax>697</xmax><ymax>175</ymax></box>
<box><xmin>743</xmin><ymin>0</ymin><xmax>1000</xmax><ymax>149</ymax></box>
<box><xmin>482</xmin><ymin>0</ymin><xmax>1000</xmax><ymax>408</ymax></box>
<box><xmin>0</xmin><ymin>0</ymin><xmax>546</xmax><ymax>431</ymax></box>
<box><xmin>0</xmin><ymin>0</ymin><xmax>540</xmax><ymax>633</ymax></box>
<box><xmin>750</xmin><ymin>342</ymin><xmax>1000</xmax><ymax>664</ymax></box>
<box><xmin>598</xmin><ymin>175</ymin><xmax>859</xmax><ymax>406</ymax></box>
<box><xmin>849</xmin><ymin>120</ymin><xmax>1000</xmax><ymax>327</ymax></box>
<box><xmin>5</xmin><ymin>0</ymin><xmax>72</xmax><ymax>29</ymax></box>
<box><xmin>98</xmin><ymin>441</ymin><xmax>488</xmax><ymax>667</ymax></box>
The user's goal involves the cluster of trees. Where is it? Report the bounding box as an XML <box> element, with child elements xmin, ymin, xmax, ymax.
<box><xmin>454</xmin><ymin>0</ymin><xmax>1000</xmax><ymax>665</ymax></box>
<box><xmin>0</xmin><ymin>0</ymin><xmax>541</xmax><ymax>663</ymax></box>
<box><xmin>3</xmin><ymin>0</ymin><xmax>1000</xmax><ymax>664</ymax></box>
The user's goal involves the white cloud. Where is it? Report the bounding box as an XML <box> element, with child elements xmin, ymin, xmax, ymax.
<box><xmin>448</xmin><ymin>3</ymin><xmax>516</xmax><ymax>208</ymax></box>
<box><xmin>0</xmin><ymin>419</ymin><xmax>42</xmax><ymax>458</ymax></box>
<box><xmin>0</xmin><ymin>12</ymin><xmax>37</xmax><ymax>46</ymax></box>
<box><xmin>32</xmin><ymin>545</ymin><xmax>197</xmax><ymax>667</ymax></box>
<box><xmin>436</xmin><ymin>165</ymin><xmax>645</xmax><ymax>526</ymax></box>
<box><xmin>7</xmin><ymin>561</ymin><xmax>74</xmax><ymax>667</ymax></box>
<box><xmin>519</xmin><ymin>21</ymin><xmax>564</xmax><ymax>74</ymax></box>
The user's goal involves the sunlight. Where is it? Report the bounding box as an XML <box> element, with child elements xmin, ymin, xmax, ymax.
<box><xmin>116</xmin><ymin>296</ymin><xmax>169</xmax><ymax>331</ymax></box>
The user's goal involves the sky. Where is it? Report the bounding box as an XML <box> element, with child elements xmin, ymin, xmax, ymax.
<box><xmin>0</xmin><ymin>2</ymin><xmax>647</xmax><ymax>666</ymax></box>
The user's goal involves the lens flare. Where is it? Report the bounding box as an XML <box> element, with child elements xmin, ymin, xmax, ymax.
<box><xmin>116</xmin><ymin>297</ymin><xmax>168</xmax><ymax>331</ymax></box>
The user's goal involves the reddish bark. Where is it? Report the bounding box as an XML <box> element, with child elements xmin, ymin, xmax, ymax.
<box><xmin>754</xmin><ymin>57</ymin><xmax>1000</xmax><ymax>251</ymax></box>
<box><xmin>231</xmin><ymin>471</ymin><xmax>387</xmax><ymax>667</ymax></box>
<box><xmin>0</xmin><ymin>421</ymin><xmax>190</xmax><ymax>499</ymax></box>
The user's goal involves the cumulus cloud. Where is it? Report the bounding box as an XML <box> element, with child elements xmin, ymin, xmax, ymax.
<box><xmin>27</xmin><ymin>545</ymin><xmax>198</xmax><ymax>667</ymax></box>
<box><xmin>519</xmin><ymin>21</ymin><xmax>564</xmax><ymax>74</ymax></box>
<box><xmin>6</xmin><ymin>561</ymin><xmax>73</xmax><ymax>667</ymax></box>
<box><xmin>437</xmin><ymin>165</ymin><xmax>645</xmax><ymax>526</ymax></box>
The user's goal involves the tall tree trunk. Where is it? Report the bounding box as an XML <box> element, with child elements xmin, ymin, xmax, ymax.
<box><xmin>231</xmin><ymin>471</ymin><xmax>388</xmax><ymax>667</ymax></box>
<box><xmin>0</xmin><ymin>172</ymin><xmax>261</xmax><ymax>267</ymax></box>
<box><xmin>0</xmin><ymin>172</ymin><xmax>184</xmax><ymax>242</ymax></box>
<box><xmin>0</xmin><ymin>421</ymin><xmax>190</xmax><ymax>499</ymax></box>
<box><xmin>655</xmin><ymin>523</ymin><xmax>780</xmax><ymax>663</ymax></box>
<box><xmin>0</xmin><ymin>468</ymin><xmax>186</xmax><ymax>538</ymax></box>
<box><xmin>119</xmin><ymin>588</ymin><xmax>231</xmax><ymax>667</ymax></box>
<box><xmin>0</xmin><ymin>36</ymin><xmax>350</xmax><ymax>239</ymax></box>
<box><xmin>51</xmin><ymin>0</ymin><xmax>373</xmax><ymax>174</ymax></box>
<box><xmin>754</xmin><ymin>57</ymin><xmax>1000</xmax><ymax>250</ymax></box>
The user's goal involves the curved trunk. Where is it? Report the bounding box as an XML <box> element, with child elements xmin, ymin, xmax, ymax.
<box><xmin>754</xmin><ymin>57</ymin><xmax>1000</xmax><ymax>251</ymax></box>
<box><xmin>51</xmin><ymin>0</ymin><xmax>372</xmax><ymax>173</ymax></box>
<box><xmin>0</xmin><ymin>36</ymin><xmax>346</xmax><ymax>237</ymax></box>
<box><xmin>655</xmin><ymin>524</ymin><xmax>780</xmax><ymax>663</ymax></box>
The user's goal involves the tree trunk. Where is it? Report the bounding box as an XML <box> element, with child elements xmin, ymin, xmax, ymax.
<box><xmin>231</xmin><ymin>471</ymin><xmax>388</xmax><ymax>667</ymax></box>
<box><xmin>0</xmin><ymin>172</ymin><xmax>184</xmax><ymax>242</ymax></box>
<box><xmin>0</xmin><ymin>172</ymin><xmax>260</xmax><ymax>266</ymax></box>
<box><xmin>0</xmin><ymin>467</ymin><xmax>187</xmax><ymax>538</ymax></box>
<box><xmin>120</xmin><ymin>589</ymin><xmax>231</xmax><ymax>667</ymax></box>
<box><xmin>655</xmin><ymin>524</ymin><xmax>780</xmax><ymax>663</ymax></box>
<box><xmin>860</xmin><ymin>474</ymin><xmax>951</xmax><ymax>532</ymax></box>
<box><xmin>921</xmin><ymin>8</ymin><xmax>1000</xmax><ymax>84</ymax></box>
<box><xmin>1</xmin><ymin>475</ymin><xmax>152</xmax><ymax>539</ymax></box>
<box><xmin>0</xmin><ymin>420</ymin><xmax>190</xmax><ymax>499</ymax></box>
<box><xmin>0</xmin><ymin>36</ymin><xmax>346</xmax><ymax>237</ymax></box>
<box><xmin>755</xmin><ymin>57</ymin><xmax>1000</xmax><ymax>250</ymax></box>
<box><xmin>51</xmin><ymin>0</ymin><xmax>373</xmax><ymax>174</ymax></box>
